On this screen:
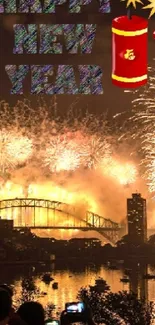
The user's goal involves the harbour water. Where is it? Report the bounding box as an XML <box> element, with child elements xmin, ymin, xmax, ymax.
<box><xmin>1</xmin><ymin>262</ymin><xmax>155</xmax><ymax>317</ymax></box>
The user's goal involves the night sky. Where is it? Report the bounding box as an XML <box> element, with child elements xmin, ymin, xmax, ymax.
<box><xmin>0</xmin><ymin>0</ymin><xmax>155</xmax><ymax>117</ymax></box>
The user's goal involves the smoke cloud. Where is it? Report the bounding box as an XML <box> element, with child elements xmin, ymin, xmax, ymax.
<box><xmin>0</xmin><ymin>100</ymin><xmax>154</xmax><ymax>242</ymax></box>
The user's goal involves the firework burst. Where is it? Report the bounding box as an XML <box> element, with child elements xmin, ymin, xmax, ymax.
<box><xmin>44</xmin><ymin>135</ymin><xmax>81</xmax><ymax>172</ymax></box>
<box><xmin>56</xmin><ymin>149</ymin><xmax>81</xmax><ymax>172</ymax></box>
<box><xmin>0</xmin><ymin>130</ymin><xmax>33</xmax><ymax>173</ymax></box>
<box><xmin>0</xmin><ymin>99</ymin><xmax>114</xmax><ymax>174</ymax></box>
<box><xmin>131</xmin><ymin>67</ymin><xmax>155</xmax><ymax>195</ymax></box>
<box><xmin>7</xmin><ymin>135</ymin><xmax>33</xmax><ymax>164</ymax></box>
<box><xmin>114</xmin><ymin>67</ymin><xmax>155</xmax><ymax>195</ymax></box>
<box><xmin>100</xmin><ymin>157</ymin><xmax>137</xmax><ymax>185</ymax></box>
<box><xmin>0</xmin><ymin>130</ymin><xmax>16</xmax><ymax>172</ymax></box>
<box><xmin>83</xmin><ymin>136</ymin><xmax>111</xmax><ymax>169</ymax></box>
<box><xmin>44</xmin><ymin>132</ymin><xmax>112</xmax><ymax>172</ymax></box>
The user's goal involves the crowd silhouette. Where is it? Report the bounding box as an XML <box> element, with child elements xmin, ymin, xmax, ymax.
<box><xmin>0</xmin><ymin>284</ymin><xmax>97</xmax><ymax>325</ymax></box>
<box><xmin>0</xmin><ymin>283</ymin><xmax>153</xmax><ymax>325</ymax></box>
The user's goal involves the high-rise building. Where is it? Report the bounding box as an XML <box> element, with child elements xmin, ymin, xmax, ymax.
<box><xmin>127</xmin><ymin>193</ymin><xmax>147</xmax><ymax>244</ymax></box>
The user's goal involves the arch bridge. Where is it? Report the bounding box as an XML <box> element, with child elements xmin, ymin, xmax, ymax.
<box><xmin>0</xmin><ymin>198</ymin><xmax>121</xmax><ymax>243</ymax></box>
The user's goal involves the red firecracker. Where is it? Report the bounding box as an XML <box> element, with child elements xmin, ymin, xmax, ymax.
<box><xmin>112</xmin><ymin>15</ymin><xmax>148</xmax><ymax>88</ymax></box>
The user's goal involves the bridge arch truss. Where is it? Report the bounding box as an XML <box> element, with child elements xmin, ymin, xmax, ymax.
<box><xmin>0</xmin><ymin>198</ymin><xmax>120</xmax><ymax>243</ymax></box>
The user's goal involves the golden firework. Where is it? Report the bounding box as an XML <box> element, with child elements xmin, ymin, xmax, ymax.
<box><xmin>143</xmin><ymin>0</ymin><xmax>155</xmax><ymax>18</ymax></box>
<box><xmin>121</xmin><ymin>0</ymin><xmax>143</xmax><ymax>8</ymax></box>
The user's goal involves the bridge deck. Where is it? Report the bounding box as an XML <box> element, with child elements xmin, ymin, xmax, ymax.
<box><xmin>14</xmin><ymin>226</ymin><xmax>120</xmax><ymax>231</ymax></box>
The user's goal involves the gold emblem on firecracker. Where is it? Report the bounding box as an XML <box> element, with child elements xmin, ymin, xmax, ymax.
<box><xmin>124</xmin><ymin>49</ymin><xmax>136</xmax><ymax>60</ymax></box>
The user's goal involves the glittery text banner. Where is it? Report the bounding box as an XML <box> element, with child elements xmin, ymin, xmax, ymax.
<box><xmin>1</xmin><ymin>0</ymin><xmax>111</xmax><ymax>95</ymax></box>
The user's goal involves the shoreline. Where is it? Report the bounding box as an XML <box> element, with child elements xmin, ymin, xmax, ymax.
<box><xmin>1</xmin><ymin>254</ymin><xmax>155</xmax><ymax>265</ymax></box>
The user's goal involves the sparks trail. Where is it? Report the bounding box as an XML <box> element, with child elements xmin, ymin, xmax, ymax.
<box><xmin>132</xmin><ymin>68</ymin><xmax>155</xmax><ymax>196</ymax></box>
<box><xmin>114</xmin><ymin>67</ymin><xmax>155</xmax><ymax>197</ymax></box>
<box><xmin>0</xmin><ymin>99</ymin><xmax>142</xmax><ymax>230</ymax></box>
<box><xmin>0</xmin><ymin>130</ymin><xmax>32</xmax><ymax>173</ymax></box>
<box><xmin>0</xmin><ymin>99</ymin><xmax>138</xmax><ymax>199</ymax></box>
<box><xmin>0</xmin><ymin>99</ymin><xmax>112</xmax><ymax>174</ymax></box>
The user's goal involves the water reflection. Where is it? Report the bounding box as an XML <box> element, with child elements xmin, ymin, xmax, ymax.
<box><xmin>127</xmin><ymin>262</ymin><xmax>148</xmax><ymax>301</ymax></box>
<box><xmin>1</xmin><ymin>262</ymin><xmax>155</xmax><ymax>314</ymax></box>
